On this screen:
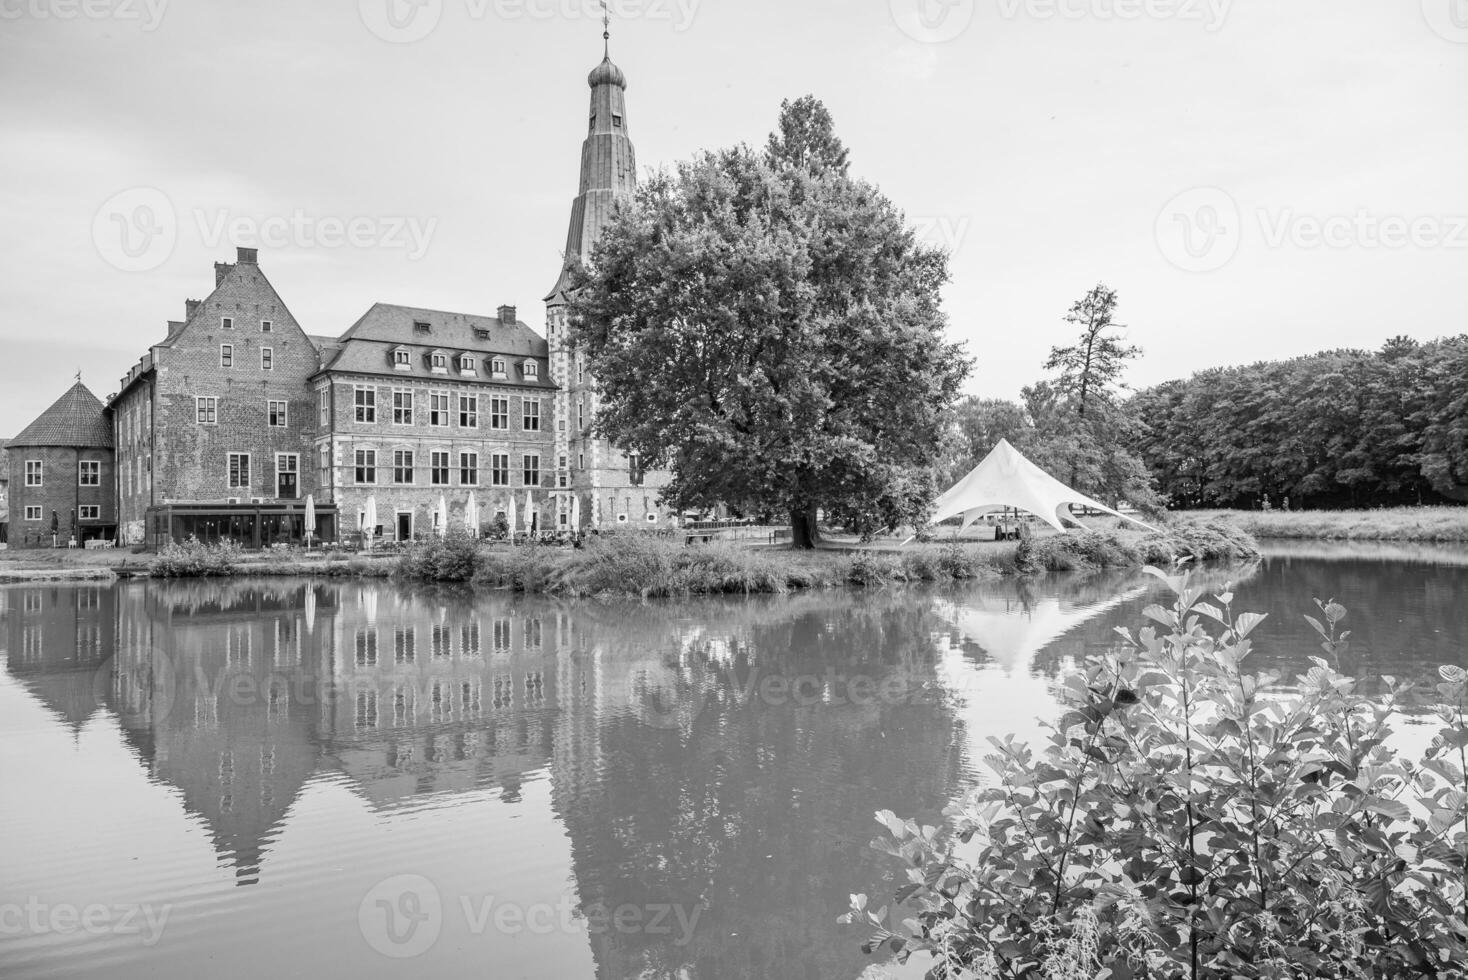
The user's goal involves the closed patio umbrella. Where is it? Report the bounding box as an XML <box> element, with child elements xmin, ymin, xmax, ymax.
<box><xmin>465</xmin><ymin>491</ymin><xmax>479</xmax><ymax>534</ymax></box>
<box><xmin>524</xmin><ymin>490</ymin><xmax>534</xmax><ymax>536</ymax></box>
<box><xmin>507</xmin><ymin>495</ymin><xmax>517</xmax><ymax>545</ymax></box>
<box><xmin>571</xmin><ymin>494</ymin><xmax>581</xmax><ymax>532</ymax></box>
<box><xmin>303</xmin><ymin>494</ymin><xmax>317</xmax><ymax>547</ymax></box>
<box><xmin>363</xmin><ymin>496</ymin><xmax>377</xmax><ymax>550</ymax></box>
<box><xmin>436</xmin><ymin>493</ymin><xmax>448</xmax><ymax>537</ymax></box>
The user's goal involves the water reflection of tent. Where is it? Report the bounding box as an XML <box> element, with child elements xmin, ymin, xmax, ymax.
<box><xmin>930</xmin><ymin>439</ymin><xmax>1159</xmax><ymax>533</ymax></box>
<box><xmin>934</xmin><ymin>583</ymin><xmax>1149</xmax><ymax>671</ymax></box>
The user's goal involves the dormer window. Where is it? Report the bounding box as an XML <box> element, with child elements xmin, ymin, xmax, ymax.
<box><xmin>429</xmin><ymin>351</ymin><xmax>448</xmax><ymax>373</ymax></box>
<box><xmin>491</xmin><ymin>358</ymin><xmax>507</xmax><ymax>378</ymax></box>
<box><xmin>474</xmin><ymin>328</ymin><xmax>490</xmax><ymax>340</ymax></box>
<box><xmin>413</xmin><ymin>321</ymin><xmax>431</xmax><ymax>335</ymax></box>
<box><xmin>612</xmin><ymin>114</ymin><xmax>622</xmax><ymax>128</ymax></box>
<box><xmin>392</xmin><ymin>348</ymin><xmax>412</xmax><ymax>371</ymax></box>
<box><xmin>458</xmin><ymin>354</ymin><xmax>476</xmax><ymax>376</ymax></box>
<box><xmin>523</xmin><ymin>360</ymin><xmax>539</xmax><ymax>380</ymax></box>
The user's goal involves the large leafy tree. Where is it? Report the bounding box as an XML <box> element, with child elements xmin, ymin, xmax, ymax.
<box><xmin>569</xmin><ymin>100</ymin><xmax>969</xmax><ymax>548</ymax></box>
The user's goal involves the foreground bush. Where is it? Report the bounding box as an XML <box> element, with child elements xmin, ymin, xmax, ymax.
<box><xmin>1012</xmin><ymin>520</ymin><xmax>1258</xmax><ymax>575</ymax></box>
<box><xmin>397</xmin><ymin>528</ymin><xmax>483</xmax><ymax>582</ymax></box>
<box><xmin>844</xmin><ymin>570</ymin><xmax>1468</xmax><ymax>977</ymax></box>
<box><xmin>151</xmin><ymin>540</ymin><xmax>241</xmax><ymax>578</ymax></box>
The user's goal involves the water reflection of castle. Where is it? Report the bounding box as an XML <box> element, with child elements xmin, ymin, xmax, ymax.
<box><xmin>2</xmin><ymin>581</ymin><xmax>964</xmax><ymax>978</ymax></box>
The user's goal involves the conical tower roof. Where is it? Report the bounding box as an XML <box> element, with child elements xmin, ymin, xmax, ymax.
<box><xmin>10</xmin><ymin>381</ymin><xmax>113</xmax><ymax>449</ymax></box>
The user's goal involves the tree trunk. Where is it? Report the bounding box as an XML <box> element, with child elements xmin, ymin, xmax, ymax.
<box><xmin>789</xmin><ymin>505</ymin><xmax>820</xmax><ymax>550</ymax></box>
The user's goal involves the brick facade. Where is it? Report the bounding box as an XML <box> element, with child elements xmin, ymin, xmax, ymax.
<box><xmin>8</xmin><ymin>445</ymin><xmax>116</xmax><ymax>548</ymax></box>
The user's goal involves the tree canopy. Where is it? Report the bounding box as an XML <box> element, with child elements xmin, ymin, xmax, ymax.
<box><xmin>1128</xmin><ymin>335</ymin><xmax>1468</xmax><ymax>508</ymax></box>
<box><xmin>569</xmin><ymin>99</ymin><xmax>969</xmax><ymax>547</ymax></box>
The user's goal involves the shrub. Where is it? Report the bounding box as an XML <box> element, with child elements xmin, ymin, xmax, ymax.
<box><xmin>846</xmin><ymin>551</ymin><xmax>899</xmax><ymax>586</ymax></box>
<box><xmin>397</xmin><ymin>529</ymin><xmax>483</xmax><ymax>582</ymax></box>
<box><xmin>843</xmin><ymin>571</ymin><xmax>1468</xmax><ymax>977</ymax></box>
<box><xmin>151</xmin><ymin>539</ymin><xmax>241</xmax><ymax>578</ymax></box>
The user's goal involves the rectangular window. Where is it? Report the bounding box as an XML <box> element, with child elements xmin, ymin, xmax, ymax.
<box><xmin>393</xmin><ymin>348</ymin><xmax>411</xmax><ymax>369</ymax></box>
<box><xmin>318</xmin><ymin>388</ymin><xmax>330</xmax><ymax>427</ymax></box>
<box><xmin>355</xmin><ymin>449</ymin><xmax>377</xmax><ymax>485</ymax></box>
<box><xmin>491</xmin><ymin>453</ymin><xmax>510</xmax><ymax>487</ymax></box>
<box><xmin>523</xmin><ymin>398</ymin><xmax>541</xmax><ymax>431</ymax></box>
<box><xmin>222</xmin><ymin>316</ymin><xmax>234</xmax><ymax>330</ymax></box>
<box><xmin>431</xmin><ymin>451</ymin><xmax>450</xmax><ymax>486</ymax></box>
<box><xmin>578</xmin><ymin>401</ymin><xmax>584</xmax><ymax>430</ymax></box>
<box><xmin>460</xmin><ymin>452</ymin><xmax>479</xmax><ymax>487</ymax></box>
<box><xmin>393</xmin><ymin>450</ymin><xmax>414</xmax><ymax>485</ymax></box>
<box><xmin>228</xmin><ymin>453</ymin><xmax>250</xmax><ymax>490</ymax></box>
<box><xmin>414</xmin><ymin>321</ymin><xmax>431</xmax><ymax>335</ymax></box>
<box><xmin>78</xmin><ymin>503</ymin><xmax>99</xmax><ymax>520</ymax></box>
<box><xmin>577</xmin><ymin>357</ymin><xmax>584</xmax><ymax>383</ymax></box>
<box><xmin>458</xmin><ymin>394</ymin><xmax>478</xmax><ymax>428</ymax></box>
<box><xmin>196</xmin><ymin>396</ymin><xmax>218</xmax><ymax>425</ymax></box>
<box><xmin>261</xmin><ymin>347</ymin><xmax>273</xmax><ymax>370</ymax></box>
<box><xmin>78</xmin><ymin>460</ymin><xmax>100</xmax><ymax>486</ymax></box>
<box><xmin>24</xmin><ymin>505</ymin><xmax>42</xmax><ymax>521</ymax></box>
<box><xmin>24</xmin><ymin>460</ymin><xmax>42</xmax><ymax>487</ymax></box>
<box><xmin>261</xmin><ymin>319</ymin><xmax>273</xmax><ymax>333</ymax></box>
<box><xmin>319</xmin><ymin>446</ymin><xmax>330</xmax><ymax>489</ymax></box>
<box><xmin>522</xmin><ymin>454</ymin><xmax>540</xmax><ymax>488</ymax></box>
<box><xmin>490</xmin><ymin>397</ymin><xmax>508</xmax><ymax>430</ymax></box>
<box><xmin>523</xmin><ymin>361</ymin><xmax>539</xmax><ymax>380</ymax></box>
<box><xmin>354</xmin><ymin>386</ymin><xmax>376</xmax><ymax>423</ymax></box>
<box><xmin>220</xmin><ymin>344</ymin><xmax>234</xmax><ymax>368</ymax></box>
<box><xmin>459</xmin><ymin>355</ymin><xmax>476</xmax><ymax>375</ymax></box>
<box><xmin>491</xmin><ymin>358</ymin><xmax>507</xmax><ymax>377</ymax></box>
<box><xmin>429</xmin><ymin>392</ymin><xmax>449</xmax><ymax>427</ymax></box>
<box><xmin>392</xmin><ymin>389</ymin><xmax>413</xmax><ymax>425</ymax></box>
<box><xmin>268</xmin><ymin>400</ymin><xmax>288</xmax><ymax>427</ymax></box>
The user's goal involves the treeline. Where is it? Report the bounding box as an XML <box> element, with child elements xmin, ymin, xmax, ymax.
<box><xmin>1128</xmin><ymin>335</ymin><xmax>1468</xmax><ymax>509</ymax></box>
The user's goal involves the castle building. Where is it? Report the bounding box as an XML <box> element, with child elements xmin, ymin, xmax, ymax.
<box><xmin>110</xmin><ymin>247</ymin><xmax>330</xmax><ymax>547</ymax></box>
<box><xmin>2</xmin><ymin>42</ymin><xmax>673</xmax><ymax>550</ymax></box>
<box><xmin>312</xmin><ymin>302</ymin><xmax>556</xmax><ymax>540</ymax></box>
<box><xmin>546</xmin><ymin>42</ymin><xmax>676</xmax><ymax>530</ymax></box>
<box><xmin>8</xmin><ymin>380</ymin><xmax>116</xmax><ymax>548</ymax></box>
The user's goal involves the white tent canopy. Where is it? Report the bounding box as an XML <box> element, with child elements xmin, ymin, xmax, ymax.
<box><xmin>930</xmin><ymin>439</ymin><xmax>1159</xmax><ymax>534</ymax></box>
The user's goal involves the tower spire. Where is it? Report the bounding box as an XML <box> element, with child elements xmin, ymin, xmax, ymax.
<box><xmin>601</xmin><ymin>0</ymin><xmax>610</xmax><ymax>58</ymax></box>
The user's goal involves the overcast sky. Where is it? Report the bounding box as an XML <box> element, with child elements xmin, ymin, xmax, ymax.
<box><xmin>1</xmin><ymin>0</ymin><xmax>1465</xmax><ymax>431</ymax></box>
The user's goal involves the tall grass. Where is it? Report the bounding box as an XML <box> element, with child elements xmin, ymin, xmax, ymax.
<box><xmin>1194</xmin><ymin>506</ymin><xmax>1468</xmax><ymax>541</ymax></box>
<box><xmin>394</xmin><ymin>523</ymin><xmax>1257</xmax><ymax>597</ymax></box>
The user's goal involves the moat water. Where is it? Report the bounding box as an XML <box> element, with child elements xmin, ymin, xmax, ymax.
<box><xmin>2</xmin><ymin>544</ymin><xmax>1465</xmax><ymax>979</ymax></box>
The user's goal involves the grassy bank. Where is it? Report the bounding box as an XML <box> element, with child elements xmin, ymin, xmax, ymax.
<box><xmin>395</xmin><ymin>518</ymin><xmax>1259</xmax><ymax>597</ymax></box>
<box><xmin>1192</xmin><ymin>506</ymin><xmax>1468</xmax><ymax>542</ymax></box>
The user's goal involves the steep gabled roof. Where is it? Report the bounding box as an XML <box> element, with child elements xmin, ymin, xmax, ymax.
<box><xmin>10</xmin><ymin>381</ymin><xmax>113</xmax><ymax>449</ymax></box>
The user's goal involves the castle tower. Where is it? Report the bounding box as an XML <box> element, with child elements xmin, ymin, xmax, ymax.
<box><xmin>546</xmin><ymin>31</ymin><xmax>672</xmax><ymax>531</ymax></box>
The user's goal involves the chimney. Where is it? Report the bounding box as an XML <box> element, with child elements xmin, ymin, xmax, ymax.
<box><xmin>166</xmin><ymin>320</ymin><xmax>185</xmax><ymax>338</ymax></box>
<box><xmin>497</xmin><ymin>304</ymin><xmax>517</xmax><ymax>326</ymax></box>
<box><xmin>214</xmin><ymin>262</ymin><xmax>234</xmax><ymax>287</ymax></box>
<box><xmin>236</xmin><ymin>247</ymin><xmax>259</xmax><ymax>265</ymax></box>
<box><xmin>185</xmin><ymin>299</ymin><xmax>201</xmax><ymax>320</ymax></box>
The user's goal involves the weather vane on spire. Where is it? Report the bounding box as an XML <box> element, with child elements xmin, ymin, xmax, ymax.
<box><xmin>601</xmin><ymin>0</ymin><xmax>610</xmax><ymax>55</ymax></box>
